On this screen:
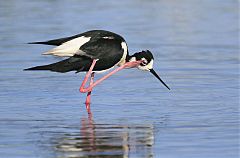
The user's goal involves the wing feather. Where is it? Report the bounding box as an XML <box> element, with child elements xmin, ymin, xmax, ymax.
<box><xmin>42</xmin><ymin>36</ymin><xmax>91</xmax><ymax>57</ymax></box>
<box><xmin>41</xmin><ymin>30</ymin><xmax>126</xmax><ymax>60</ymax></box>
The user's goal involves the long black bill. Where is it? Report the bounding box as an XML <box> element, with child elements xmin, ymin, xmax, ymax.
<box><xmin>150</xmin><ymin>69</ymin><xmax>170</xmax><ymax>90</ymax></box>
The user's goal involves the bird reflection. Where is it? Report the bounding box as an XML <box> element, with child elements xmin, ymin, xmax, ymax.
<box><xmin>55</xmin><ymin>111</ymin><xmax>154</xmax><ymax>158</ymax></box>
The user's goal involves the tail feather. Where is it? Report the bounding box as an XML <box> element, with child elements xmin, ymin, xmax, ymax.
<box><xmin>28</xmin><ymin>41</ymin><xmax>48</xmax><ymax>44</ymax></box>
<box><xmin>24</xmin><ymin>65</ymin><xmax>53</xmax><ymax>71</ymax></box>
<box><xmin>28</xmin><ymin>41</ymin><xmax>59</xmax><ymax>46</ymax></box>
<box><xmin>24</xmin><ymin>57</ymin><xmax>85</xmax><ymax>73</ymax></box>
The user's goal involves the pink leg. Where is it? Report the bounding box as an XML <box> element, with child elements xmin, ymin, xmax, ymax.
<box><xmin>80</xmin><ymin>59</ymin><xmax>97</xmax><ymax>93</ymax></box>
<box><xmin>79</xmin><ymin>60</ymin><xmax>143</xmax><ymax>93</ymax></box>
<box><xmin>85</xmin><ymin>73</ymin><xmax>95</xmax><ymax>110</ymax></box>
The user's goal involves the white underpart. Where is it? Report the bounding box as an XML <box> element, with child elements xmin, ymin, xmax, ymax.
<box><xmin>117</xmin><ymin>42</ymin><xmax>128</xmax><ymax>66</ymax></box>
<box><xmin>42</xmin><ymin>36</ymin><xmax>91</xmax><ymax>57</ymax></box>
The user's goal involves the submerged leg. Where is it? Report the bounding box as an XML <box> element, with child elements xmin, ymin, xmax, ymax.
<box><xmin>85</xmin><ymin>72</ymin><xmax>95</xmax><ymax>110</ymax></box>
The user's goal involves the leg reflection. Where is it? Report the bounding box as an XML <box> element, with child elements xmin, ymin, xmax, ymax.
<box><xmin>54</xmin><ymin>113</ymin><xmax>154</xmax><ymax>158</ymax></box>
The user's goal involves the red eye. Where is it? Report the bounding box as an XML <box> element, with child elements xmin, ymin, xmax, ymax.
<box><xmin>141</xmin><ymin>61</ymin><xmax>147</xmax><ymax>66</ymax></box>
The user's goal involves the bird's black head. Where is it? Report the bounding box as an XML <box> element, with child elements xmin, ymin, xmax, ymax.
<box><xmin>130</xmin><ymin>50</ymin><xmax>154</xmax><ymax>71</ymax></box>
<box><xmin>129</xmin><ymin>50</ymin><xmax>170</xmax><ymax>90</ymax></box>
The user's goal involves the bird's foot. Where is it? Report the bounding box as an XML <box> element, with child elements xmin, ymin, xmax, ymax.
<box><xmin>124</xmin><ymin>60</ymin><xmax>143</xmax><ymax>68</ymax></box>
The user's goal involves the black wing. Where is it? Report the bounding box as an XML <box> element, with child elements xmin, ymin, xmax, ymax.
<box><xmin>79</xmin><ymin>37</ymin><xmax>125</xmax><ymax>60</ymax></box>
<box><xmin>26</xmin><ymin>30</ymin><xmax>128</xmax><ymax>72</ymax></box>
<box><xmin>24</xmin><ymin>56</ymin><xmax>92</xmax><ymax>73</ymax></box>
<box><xmin>28</xmin><ymin>30</ymin><xmax>125</xmax><ymax>47</ymax></box>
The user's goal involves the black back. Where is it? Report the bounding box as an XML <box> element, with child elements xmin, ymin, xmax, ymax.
<box><xmin>29</xmin><ymin>30</ymin><xmax>125</xmax><ymax>46</ymax></box>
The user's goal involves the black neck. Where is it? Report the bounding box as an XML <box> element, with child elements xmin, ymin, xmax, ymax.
<box><xmin>126</xmin><ymin>54</ymin><xmax>132</xmax><ymax>62</ymax></box>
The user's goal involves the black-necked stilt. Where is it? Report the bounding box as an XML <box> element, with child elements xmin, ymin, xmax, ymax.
<box><xmin>25</xmin><ymin>30</ymin><xmax>170</xmax><ymax>110</ymax></box>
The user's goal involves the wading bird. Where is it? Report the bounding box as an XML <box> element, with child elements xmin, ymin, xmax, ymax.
<box><xmin>25</xmin><ymin>30</ymin><xmax>170</xmax><ymax>110</ymax></box>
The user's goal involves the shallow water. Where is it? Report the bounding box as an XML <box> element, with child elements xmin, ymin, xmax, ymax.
<box><xmin>0</xmin><ymin>0</ymin><xmax>239</xmax><ymax>158</ymax></box>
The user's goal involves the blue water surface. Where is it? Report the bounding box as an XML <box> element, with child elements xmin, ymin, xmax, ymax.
<box><xmin>0</xmin><ymin>0</ymin><xmax>239</xmax><ymax>158</ymax></box>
